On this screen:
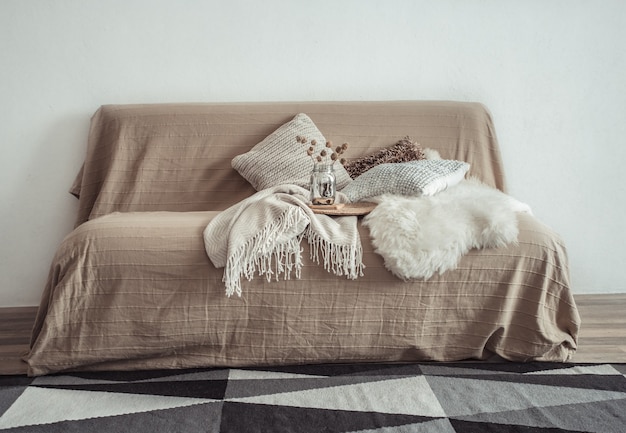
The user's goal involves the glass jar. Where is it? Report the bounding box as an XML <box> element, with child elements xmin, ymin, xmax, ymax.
<box><xmin>310</xmin><ymin>163</ymin><xmax>336</xmax><ymax>205</ymax></box>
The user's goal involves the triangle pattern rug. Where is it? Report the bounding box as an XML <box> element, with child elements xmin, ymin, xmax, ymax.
<box><xmin>1</xmin><ymin>362</ymin><xmax>625</xmax><ymax>432</ymax></box>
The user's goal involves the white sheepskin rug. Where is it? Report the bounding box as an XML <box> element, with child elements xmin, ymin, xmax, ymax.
<box><xmin>362</xmin><ymin>178</ymin><xmax>532</xmax><ymax>280</ymax></box>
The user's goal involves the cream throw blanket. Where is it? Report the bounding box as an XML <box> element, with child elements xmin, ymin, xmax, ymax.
<box><xmin>203</xmin><ymin>184</ymin><xmax>363</xmax><ymax>297</ymax></box>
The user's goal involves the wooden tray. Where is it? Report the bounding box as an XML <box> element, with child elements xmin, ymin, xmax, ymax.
<box><xmin>308</xmin><ymin>202</ymin><xmax>377</xmax><ymax>216</ymax></box>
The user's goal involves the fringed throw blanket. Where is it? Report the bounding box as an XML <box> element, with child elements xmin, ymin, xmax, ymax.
<box><xmin>363</xmin><ymin>178</ymin><xmax>533</xmax><ymax>280</ymax></box>
<box><xmin>203</xmin><ymin>184</ymin><xmax>363</xmax><ymax>297</ymax></box>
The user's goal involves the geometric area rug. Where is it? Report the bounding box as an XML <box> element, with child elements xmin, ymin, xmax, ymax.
<box><xmin>1</xmin><ymin>363</ymin><xmax>625</xmax><ymax>432</ymax></box>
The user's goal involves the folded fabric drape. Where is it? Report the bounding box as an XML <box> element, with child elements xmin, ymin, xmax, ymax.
<box><xmin>203</xmin><ymin>184</ymin><xmax>363</xmax><ymax>297</ymax></box>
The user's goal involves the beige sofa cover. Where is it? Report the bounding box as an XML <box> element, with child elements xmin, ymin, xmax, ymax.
<box><xmin>25</xmin><ymin>101</ymin><xmax>579</xmax><ymax>375</ymax></box>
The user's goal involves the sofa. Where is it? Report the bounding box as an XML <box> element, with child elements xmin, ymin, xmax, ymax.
<box><xmin>24</xmin><ymin>101</ymin><xmax>580</xmax><ymax>376</ymax></box>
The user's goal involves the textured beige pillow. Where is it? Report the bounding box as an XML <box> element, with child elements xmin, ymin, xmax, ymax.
<box><xmin>343</xmin><ymin>136</ymin><xmax>427</xmax><ymax>179</ymax></box>
<box><xmin>232</xmin><ymin>113</ymin><xmax>352</xmax><ymax>191</ymax></box>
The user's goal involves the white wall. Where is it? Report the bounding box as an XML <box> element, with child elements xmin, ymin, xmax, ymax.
<box><xmin>1</xmin><ymin>0</ymin><xmax>625</xmax><ymax>306</ymax></box>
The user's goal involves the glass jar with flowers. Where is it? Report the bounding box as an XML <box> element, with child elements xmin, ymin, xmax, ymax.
<box><xmin>297</xmin><ymin>136</ymin><xmax>349</xmax><ymax>205</ymax></box>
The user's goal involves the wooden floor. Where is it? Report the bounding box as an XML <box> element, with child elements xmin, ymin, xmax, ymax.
<box><xmin>1</xmin><ymin>294</ymin><xmax>624</xmax><ymax>375</ymax></box>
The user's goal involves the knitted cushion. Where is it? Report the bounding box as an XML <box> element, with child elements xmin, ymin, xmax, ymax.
<box><xmin>232</xmin><ymin>113</ymin><xmax>352</xmax><ymax>191</ymax></box>
<box><xmin>342</xmin><ymin>160</ymin><xmax>470</xmax><ymax>202</ymax></box>
<box><xmin>343</xmin><ymin>136</ymin><xmax>426</xmax><ymax>179</ymax></box>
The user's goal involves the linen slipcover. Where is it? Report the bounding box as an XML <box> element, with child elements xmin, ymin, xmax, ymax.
<box><xmin>25</xmin><ymin>101</ymin><xmax>579</xmax><ymax>375</ymax></box>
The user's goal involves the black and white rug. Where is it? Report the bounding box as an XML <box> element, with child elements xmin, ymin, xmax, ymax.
<box><xmin>1</xmin><ymin>362</ymin><xmax>625</xmax><ymax>432</ymax></box>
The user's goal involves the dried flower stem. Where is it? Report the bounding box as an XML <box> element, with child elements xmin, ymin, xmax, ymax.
<box><xmin>297</xmin><ymin>135</ymin><xmax>349</xmax><ymax>167</ymax></box>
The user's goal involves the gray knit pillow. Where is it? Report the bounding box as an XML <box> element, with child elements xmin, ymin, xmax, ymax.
<box><xmin>341</xmin><ymin>160</ymin><xmax>469</xmax><ymax>202</ymax></box>
<box><xmin>232</xmin><ymin>113</ymin><xmax>352</xmax><ymax>191</ymax></box>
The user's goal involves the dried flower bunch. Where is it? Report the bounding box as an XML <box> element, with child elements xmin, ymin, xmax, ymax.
<box><xmin>297</xmin><ymin>135</ymin><xmax>349</xmax><ymax>166</ymax></box>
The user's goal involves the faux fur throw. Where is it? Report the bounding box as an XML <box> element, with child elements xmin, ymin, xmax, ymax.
<box><xmin>203</xmin><ymin>184</ymin><xmax>363</xmax><ymax>297</ymax></box>
<box><xmin>362</xmin><ymin>178</ymin><xmax>532</xmax><ymax>280</ymax></box>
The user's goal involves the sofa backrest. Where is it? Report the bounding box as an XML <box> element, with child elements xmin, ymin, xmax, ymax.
<box><xmin>71</xmin><ymin>101</ymin><xmax>506</xmax><ymax>226</ymax></box>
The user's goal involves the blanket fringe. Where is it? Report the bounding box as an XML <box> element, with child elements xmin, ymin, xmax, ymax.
<box><xmin>224</xmin><ymin>207</ymin><xmax>305</xmax><ymax>297</ymax></box>
<box><xmin>306</xmin><ymin>228</ymin><xmax>364</xmax><ymax>280</ymax></box>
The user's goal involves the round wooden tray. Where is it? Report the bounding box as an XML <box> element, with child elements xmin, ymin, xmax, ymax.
<box><xmin>308</xmin><ymin>202</ymin><xmax>377</xmax><ymax>216</ymax></box>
